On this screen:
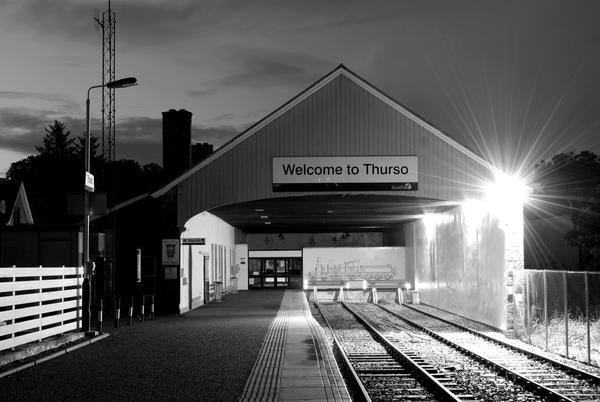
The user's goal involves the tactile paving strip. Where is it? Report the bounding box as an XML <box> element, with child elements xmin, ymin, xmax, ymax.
<box><xmin>239</xmin><ymin>291</ymin><xmax>351</xmax><ymax>402</ymax></box>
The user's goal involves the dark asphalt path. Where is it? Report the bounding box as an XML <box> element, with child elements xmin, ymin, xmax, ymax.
<box><xmin>1</xmin><ymin>290</ymin><xmax>285</xmax><ymax>402</ymax></box>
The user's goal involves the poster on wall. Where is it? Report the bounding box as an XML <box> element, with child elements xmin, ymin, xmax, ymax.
<box><xmin>162</xmin><ymin>239</ymin><xmax>180</xmax><ymax>265</ymax></box>
<box><xmin>164</xmin><ymin>266</ymin><xmax>178</xmax><ymax>280</ymax></box>
<box><xmin>303</xmin><ymin>247</ymin><xmax>405</xmax><ymax>287</ymax></box>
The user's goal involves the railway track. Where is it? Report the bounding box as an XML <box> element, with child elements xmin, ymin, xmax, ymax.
<box><xmin>315</xmin><ymin>302</ymin><xmax>541</xmax><ymax>401</ymax></box>
<box><xmin>347</xmin><ymin>302</ymin><xmax>600</xmax><ymax>402</ymax></box>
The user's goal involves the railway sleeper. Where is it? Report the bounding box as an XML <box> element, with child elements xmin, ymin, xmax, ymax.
<box><xmin>357</xmin><ymin>369</ymin><xmax>407</xmax><ymax>374</ymax></box>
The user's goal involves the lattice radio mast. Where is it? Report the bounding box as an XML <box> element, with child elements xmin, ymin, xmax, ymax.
<box><xmin>94</xmin><ymin>0</ymin><xmax>116</xmax><ymax>162</ymax></box>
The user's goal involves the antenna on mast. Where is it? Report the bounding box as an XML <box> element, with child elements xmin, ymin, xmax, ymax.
<box><xmin>93</xmin><ymin>0</ymin><xmax>116</xmax><ymax>163</ymax></box>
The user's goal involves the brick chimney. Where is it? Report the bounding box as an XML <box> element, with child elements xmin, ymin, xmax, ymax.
<box><xmin>162</xmin><ymin>109</ymin><xmax>192</xmax><ymax>179</ymax></box>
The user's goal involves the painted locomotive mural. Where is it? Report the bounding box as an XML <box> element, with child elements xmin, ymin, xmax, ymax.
<box><xmin>303</xmin><ymin>247</ymin><xmax>405</xmax><ymax>287</ymax></box>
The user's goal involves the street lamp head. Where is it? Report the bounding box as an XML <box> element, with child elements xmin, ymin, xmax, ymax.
<box><xmin>106</xmin><ymin>77</ymin><xmax>137</xmax><ymax>89</ymax></box>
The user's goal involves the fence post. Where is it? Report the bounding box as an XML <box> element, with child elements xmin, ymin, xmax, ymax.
<box><xmin>97</xmin><ymin>298</ymin><xmax>103</xmax><ymax>334</ymax></box>
<box><xmin>38</xmin><ymin>265</ymin><xmax>43</xmax><ymax>342</ymax></box>
<box><xmin>585</xmin><ymin>272</ymin><xmax>590</xmax><ymax>365</ymax></box>
<box><xmin>543</xmin><ymin>270</ymin><xmax>548</xmax><ymax>352</ymax></box>
<box><xmin>115</xmin><ymin>298</ymin><xmax>121</xmax><ymax>328</ymax></box>
<box><xmin>524</xmin><ymin>272</ymin><xmax>530</xmax><ymax>344</ymax></box>
<box><xmin>563</xmin><ymin>271</ymin><xmax>569</xmax><ymax>358</ymax></box>
<box><xmin>61</xmin><ymin>266</ymin><xmax>66</xmax><ymax>334</ymax></box>
<box><xmin>76</xmin><ymin>265</ymin><xmax>81</xmax><ymax>330</ymax></box>
<box><xmin>128</xmin><ymin>297</ymin><xmax>134</xmax><ymax>326</ymax></box>
<box><xmin>11</xmin><ymin>265</ymin><xmax>16</xmax><ymax>347</ymax></box>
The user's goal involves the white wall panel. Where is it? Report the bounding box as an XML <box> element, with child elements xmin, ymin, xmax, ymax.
<box><xmin>411</xmin><ymin>206</ymin><xmax>506</xmax><ymax>329</ymax></box>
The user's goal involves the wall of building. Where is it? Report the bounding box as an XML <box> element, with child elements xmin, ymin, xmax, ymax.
<box><xmin>410</xmin><ymin>206</ymin><xmax>507</xmax><ymax>329</ymax></box>
<box><xmin>180</xmin><ymin>211</ymin><xmax>236</xmax><ymax>313</ymax></box>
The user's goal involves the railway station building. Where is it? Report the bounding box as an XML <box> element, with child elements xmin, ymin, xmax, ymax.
<box><xmin>121</xmin><ymin>65</ymin><xmax>527</xmax><ymax>332</ymax></box>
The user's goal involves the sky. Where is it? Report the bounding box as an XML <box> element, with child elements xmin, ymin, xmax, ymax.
<box><xmin>1</xmin><ymin>0</ymin><xmax>599</xmax><ymax>179</ymax></box>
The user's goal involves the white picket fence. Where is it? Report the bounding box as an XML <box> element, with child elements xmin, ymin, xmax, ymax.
<box><xmin>0</xmin><ymin>266</ymin><xmax>83</xmax><ymax>352</ymax></box>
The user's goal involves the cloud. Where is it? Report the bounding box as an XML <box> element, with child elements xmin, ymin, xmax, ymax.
<box><xmin>111</xmin><ymin>116</ymin><xmax>241</xmax><ymax>165</ymax></box>
<box><xmin>0</xmin><ymin>91</ymin><xmax>79</xmax><ymax>113</ymax></box>
<box><xmin>188</xmin><ymin>46</ymin><xmax>331</xmax><ymax>97</ymax></box>
<box><xmin>192</xmin><ymin>125</ymin><xmax>240</xmax><ymax>149</ymax></box>
<box><xmin>0</xmin><ymin>107</ymin><xmax>83</xmax><ymax>154</ymax></box>
<box><xmin>209</xmin><ymin>114</ymin><xmax>235</xmax><ymax>122</ymax></box>
<box><xmin>4</xmin><ymin>0</ymin><xmax>246</xmax><ymax>47</ymax></box>
<box><xmin>0</xmin><ymin>106</ymin><xmax>242</xmax><ymax>169</ymax></box>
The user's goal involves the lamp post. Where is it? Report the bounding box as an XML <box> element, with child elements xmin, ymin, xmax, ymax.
<box><xmin>84</xmin><ymin>77</ymin><xmax>137</xmax><ymax>334</ymax></box>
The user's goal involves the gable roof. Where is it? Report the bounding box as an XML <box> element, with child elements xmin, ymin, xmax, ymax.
<box><xmin>152</xmin><ymin>64</ymin><xmax>492</xmax><ymax>198</ymax></box>
<box><xmin>0</xmin><ymin>181</ymin><xmax>34</xmax><ymax>225</ymax></box>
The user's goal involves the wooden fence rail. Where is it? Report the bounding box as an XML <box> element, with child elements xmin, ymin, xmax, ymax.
<box><xmin>0</xmin><ymin>266</ymin><xmax>83</xmax><ymax>352</ymax></box>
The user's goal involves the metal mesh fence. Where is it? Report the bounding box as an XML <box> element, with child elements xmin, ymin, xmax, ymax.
<box><xmin>519</xmin><ymin>269</ymin><xmax>600</xmax><ymax>366</ymax></box>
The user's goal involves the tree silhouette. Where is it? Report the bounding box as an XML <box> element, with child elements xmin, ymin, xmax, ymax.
<box><xmin>6</xmin><ymin>120</ymin><xmax>170</xmax><ymax>224</ymax></box>
<box><xmin>36</xmin><ymin>120</ymin><xmax>76</xmax><ymax>158</ymax></box>
<box><xmin>75</xmin><ymin>133</ymin><xmax>102</xmax><ymax>163</ymax></box>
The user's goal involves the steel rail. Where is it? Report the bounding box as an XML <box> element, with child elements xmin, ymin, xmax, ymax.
<box><xmin>340</xmin><ymin>302</ymin><xmax>463</xmax><ymax>402</ymax></box>
<box><xmin>375</xmin><ymin>304</ymin><xmax>577</xmax><ymax>402</ymax></box>
<box><xmin>313</xmin><ymin>302</ymin><xmax>372</xmax><ymax>402</ymax></box>
<box><xmin>401</xmin><ymin>303</ymin><xmax>600</xmax><ymax>386</ymax></box>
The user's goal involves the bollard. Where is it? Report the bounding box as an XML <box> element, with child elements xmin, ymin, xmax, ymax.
<box><xmin>371</xmin><ymin>288</ymin><xmax>378</xmax><ymax>304</ymax></box>
<box><xmin>128</xmin><ymin>297</ymin><xmax>134</xmax><ymax>326</ymax></box>
<box><xmin>337</xmin><ymin>286</ymin><xmax>344</xmax><ymax>302</ymax></box>
<box><xmin>97</xmin><ymin>299</ymin><xmax>103</xmax><ymax>334</ymax></box>
<box><xmin>397</xmin><ymin>288</ymin><xmax>404</xmax><ymax>304</ymax></box>
<box><xmin>140</xmin><ymin>296</ymin><xmax>145</xmax><ymax>322</ymax></box>
<box><xmin>313</xmin><ymin>286</ymin><xmax>318</xmax><ymax>301</ymax></box>
<box><xmin>150</xmin><ymin>295</ymin><xmax>155</xmax><ymax>320</ymax></box>
<box><xmin>114</xmin><ymin>298</ymin><xmax>121</xmax><ymax>328</ymax></box>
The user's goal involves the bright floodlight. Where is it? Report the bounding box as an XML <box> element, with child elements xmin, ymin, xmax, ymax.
<box><xmin>484</xmin><ymin>170</ymin><xmax>531</xmax><ymax>225</ymax></box>
<box><xmin>485</xmin><ymin>171</ymin><xmax>531</xmax><ymax>206</ymax></box>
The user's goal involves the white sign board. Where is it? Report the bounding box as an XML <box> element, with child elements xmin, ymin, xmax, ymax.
<box><xmin>85</xmin><ymin>171</ymin><xmax>95</xmax><ymax>192</ymax></box>
<box><xmin>162</xmin><ymin>239</ymin><xmax>180</xmax><ymax>265</ymax></box>
<box><xmin>272</xmin><ymin>156</ymin><xmax>418</xmax><ymax>191</ymax></box>
<box><xmin>136</xmin><ymin>249</ymin><xmax>142</xmax><ymax>283</ymax></box>
<box><xmin>181</xmin><ymin>238</ymin><xmax>206</xmax><ymax>245</ymax></box>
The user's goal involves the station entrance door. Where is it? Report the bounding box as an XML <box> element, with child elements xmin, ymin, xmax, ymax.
<box><xmin>248</xmin><ymin>257</ymin><xmax>302</xmax><ymax>289</ymax></box>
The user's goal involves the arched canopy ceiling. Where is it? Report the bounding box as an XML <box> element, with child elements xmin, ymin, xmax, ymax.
<box><xmin>208</xmin><ymin>194</ymin><xmax>458</xmax><ymax>233</ymax></box>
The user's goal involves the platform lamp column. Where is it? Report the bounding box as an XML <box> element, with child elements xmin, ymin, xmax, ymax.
<box><xmin>83</xmin><ymin>77</ymin><xmax>137</xmax><ymax>334</ymax></box>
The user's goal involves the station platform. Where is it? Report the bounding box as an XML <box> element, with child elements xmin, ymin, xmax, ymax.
<box><xmin>0</xmin><ymin>290</ymin><xmax>351</xmax><ymax>401</ymax></box>
<box><xmin>239</xmin><ymin>290</ymin><xmax>351</xmax><ymax>401</ymax></box>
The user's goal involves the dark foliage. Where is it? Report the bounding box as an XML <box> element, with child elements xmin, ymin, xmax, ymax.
<box><xmin>534</xmin><ymin>151</ymin><xmax>600</xmax><ymax>269</ymax></box>
<box><xmin>5</xmin><ymin>120</ymin><xmax>167</xmax><ymax>224</ymax></box>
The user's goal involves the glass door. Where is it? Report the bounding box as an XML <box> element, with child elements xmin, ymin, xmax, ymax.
<box><xmin>248</xmin><ymin>257</ymin><xmax>298</xmax><ymax>288</ymax></box>
<box><xmin>287</xmin><ymin>258</ymin><xmax>302</xmax><ymax>289</ymax></box>
<box><xmin>264</xmin><ymin>259</ymin><xmax>276</xmax><ymax>287</ymax></box>
<box><xmin>275</xmin><ymin>259</ymin><xmax>288</xmax><ymax>288</ymax></box>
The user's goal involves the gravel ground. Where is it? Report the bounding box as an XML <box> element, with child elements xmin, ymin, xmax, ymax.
<box><xmin>348</xmin><ymin>303</ymin><xmax>542</xmax><ymax>402</ymax></box>
<box><xmin>0</xmin><ymin>290</ymin><xmax>285</xmax><ymax>402</ymax></box>
<box><xmin>398</xmin><ymin>303</ymin><xmax>600</xmax><ymax>376</ymax></box>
